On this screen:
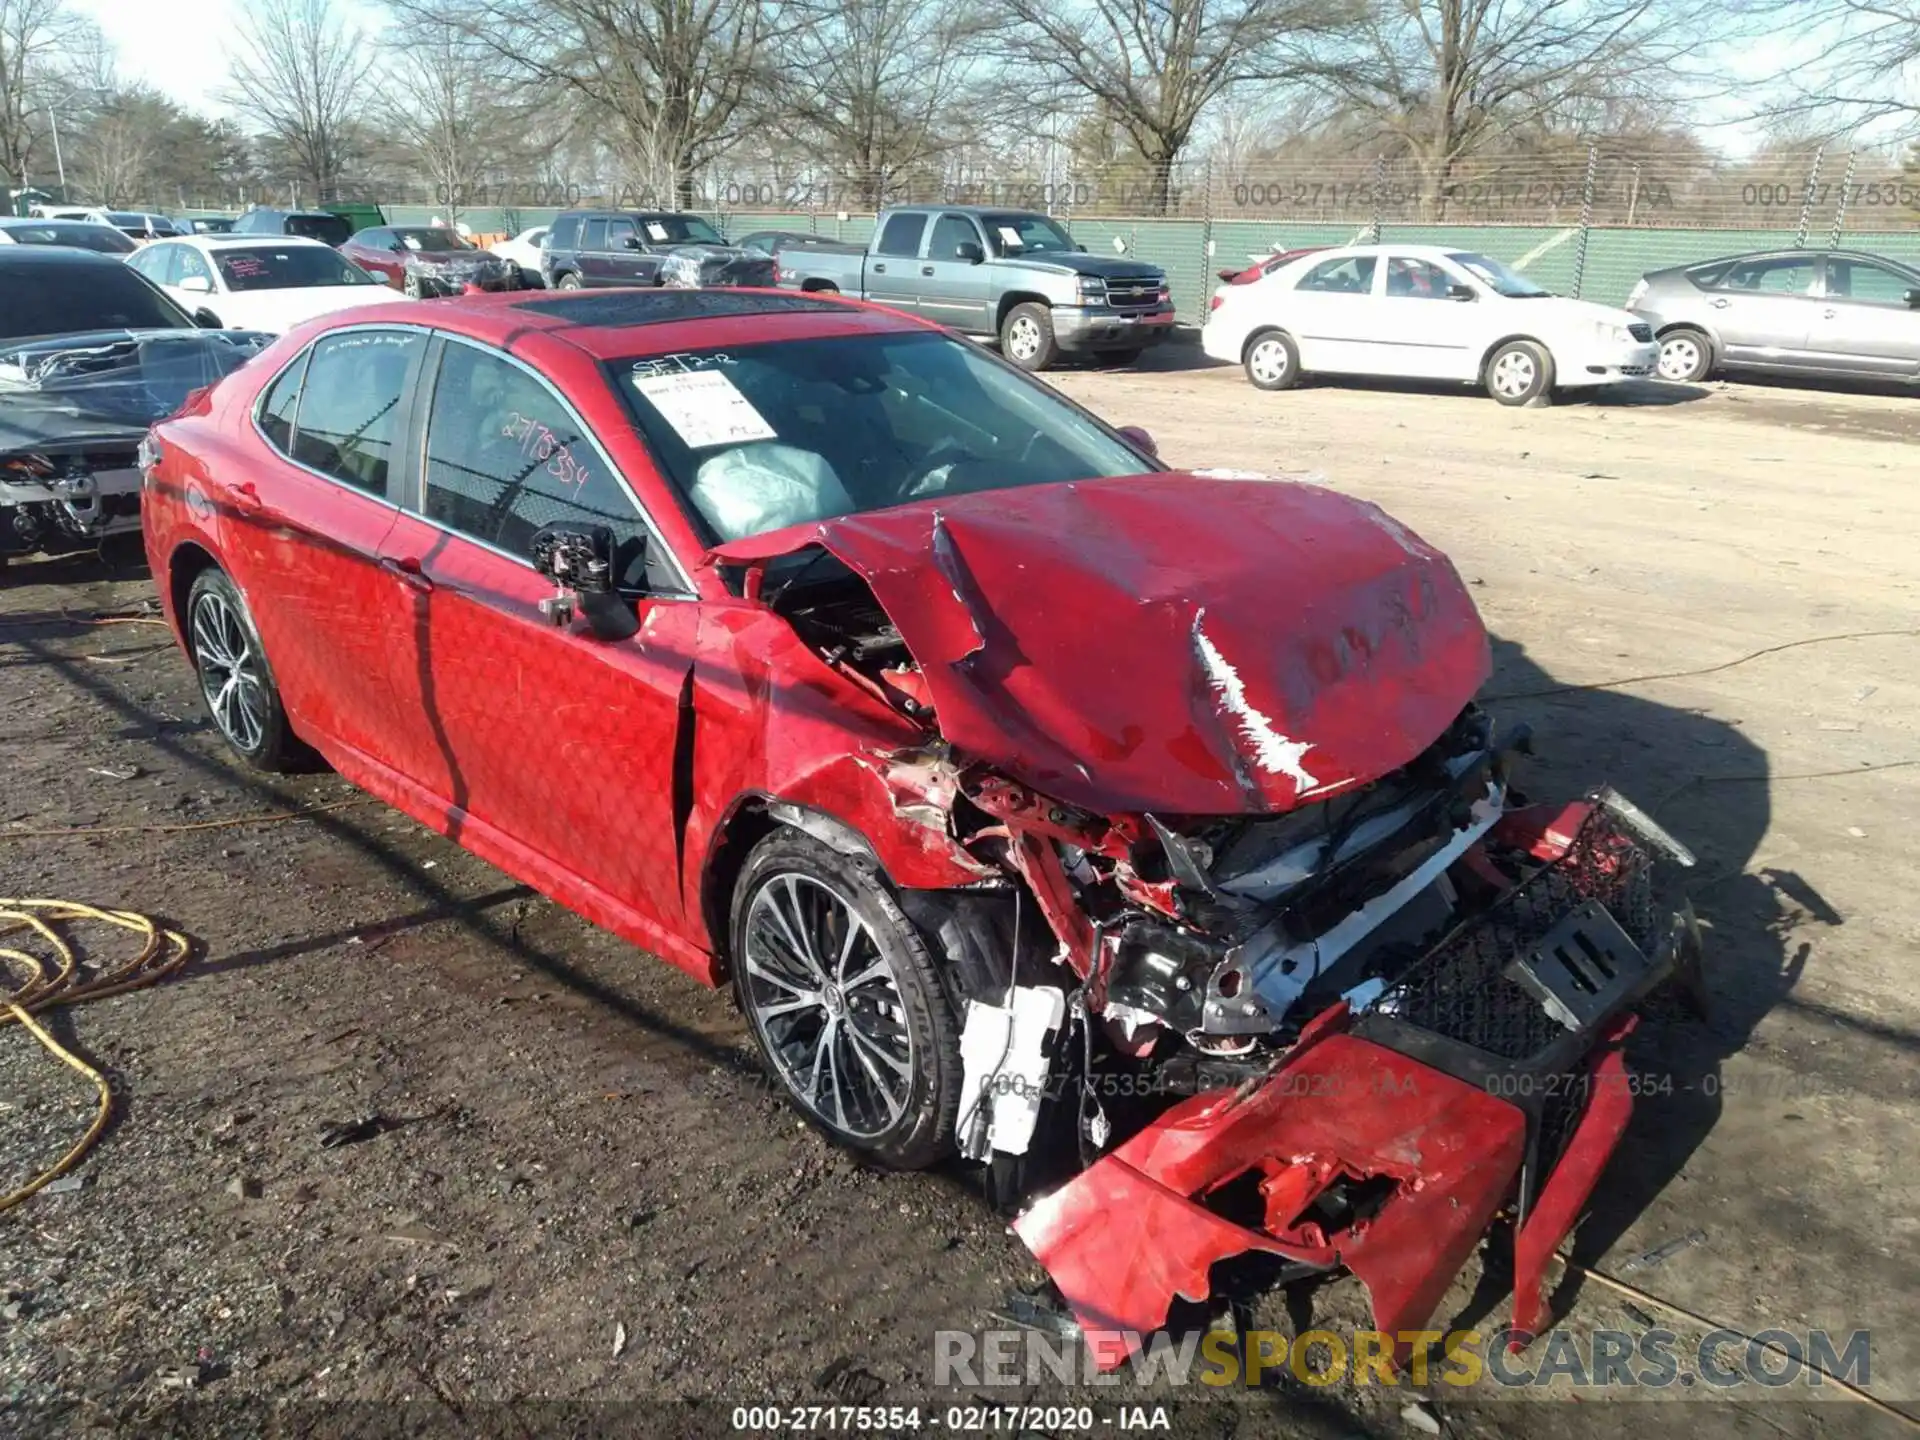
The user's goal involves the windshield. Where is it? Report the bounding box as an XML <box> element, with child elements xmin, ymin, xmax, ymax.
<box><xmin>2</xmin><ymin>223</ymin><xmax>136</xmax><ymax>255</ymax></box>
<box><xmin>609</xmin><ymin>331</ymin><xmax>1153</xmax><ymax>545</ymax></box>
<box><xmin>1447</xmin><ymin>252</ymin><xmax>1550</xmax><ymax>298</ymax></box>
<box><xmin>981</xmin><ymin>213</ymin><xmax>1078</xmax><ymax>255</ymax></box>
<box><xmin>397</xmin><ymin>228</ymin><xmax>472</xmax><ymax>253</ymax></box>
<box><xmin>636</xmin><ymin>214</ymin><xmax>724</xmax><ymax>245</ymax></box>
<box><xmin>214</xmin><ymin>245</ymin><xmax>377</xmax><ymax>292</ymax></box>
<box><xmin>0</xmin><ymin>264</ymin><xmax>195</xmax><ymax>341</ymax></box>
<box><xmin>287</xmin><ymin>213</ymin><xmax>352</xmax><ymax>246</ymax></box>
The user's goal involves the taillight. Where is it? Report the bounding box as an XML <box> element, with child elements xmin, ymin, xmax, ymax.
<box><xmin>1209</xmin><ymin>293</ymin><xmax>1223</xmax><ymax>312</ymax></box>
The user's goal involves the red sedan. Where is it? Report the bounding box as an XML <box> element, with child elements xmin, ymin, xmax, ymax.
<box><xmin>141</xmin><ymin>287</ymin><xmax>1699</xmax><ymax>1365</ymax></box>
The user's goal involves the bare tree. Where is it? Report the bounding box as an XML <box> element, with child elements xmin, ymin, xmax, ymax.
<box><xmin>1304</xmin><ymin>0</ymin><xmax>1770</xmax><ymax>218</ymax></box>
<box><xmin>380</xmin><ymin>14</ymin><xmax>521</xmax><ymax>218</ymax></box>
<box><xmin>391</xmin><ymin>0</ymin><xmax>774</xmax><ymax>207</ymax></box>
<box><xmin>224</xmin><ymin>0</ymin><xmax>374</xmax><ymax>202</ymax></box>
<box><xmin>0</xmin><ymin>0</ymin><xmax>103</xmax><ymax>192</ymax></box>
<box><xmin>769</xmin><ymin>0</ymin><xmax>988</xmax><ymax>208</ymax></box>
<box><xmin>988</xmin><ymin>0</ymin><xmax>1361</xmax><ymax>213</ymax></box>
<box><xmin>1761</xmin><ymin>1</ymin><xmax>1920</xmax><ymax>137</ymax></box>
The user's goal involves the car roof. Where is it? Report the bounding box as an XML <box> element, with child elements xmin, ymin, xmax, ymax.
<box><xmin>331</xmin><ymin>287</ymin><xmax>933</xmax><ymax>361</ymax></box>
<box><xmin>0</xmin><ymin>215</ymin><xmax>119</xmax><ymax>228</ymax></box>
<box><xmin>178</xmin><ymin>234</ymin><xmax>334</xmax><ymax>249</ymax></box>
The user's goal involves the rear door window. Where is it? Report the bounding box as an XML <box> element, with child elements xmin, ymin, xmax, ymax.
<box><xmin>1296</xmin><ymin>255</ymin><xmax>1378</xmax><ymax>294</ymax></box>
<box><xmin>548</xmin><ymin>215</ymin><xmax>580</xmax><ymax>250</ymax></box>
<box><xmin>875</xmin><ymin>212</ymin><xmax>929</xmax><ymax>257</ymax></box>
<box><xmin>582</xmin><ymin>218</ymin><xmax>608</xmax><ymax>252</ymax></box>
<box><xmin>288</xmin><ymin>330</ymin><xmax>425</xmax><ymax>496</ymax></box>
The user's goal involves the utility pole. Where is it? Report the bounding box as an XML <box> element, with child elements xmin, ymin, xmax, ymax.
<box><xmin>47</xmin><ymin>105</ymin><xmax>67</xmax><ymax>196</ymax></box>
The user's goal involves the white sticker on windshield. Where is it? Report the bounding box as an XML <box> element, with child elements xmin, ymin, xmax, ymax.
<box><xmin>633</xmin><ymin>369</ymin><xmax>776</xmax><ymax>448</ymax></box>
<box><xmin>996</xmin><ymin>226</ymin><xmax>1024</xmax><ymax>248</ymax></box>
<box><xmin>646</xmin><ymin>222</ymin><xmax>669</xmax><ymax>242</ymax></box>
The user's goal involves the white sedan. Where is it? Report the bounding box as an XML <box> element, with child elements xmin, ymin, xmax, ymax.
<box><xmin>125</xmin><ymin>235</ymin><xmax>406</xmax><ymax>333</ymax></box>
<box><xmin>1201</xmin><ymin>243</ymin><xmax>1660</xmax><ymax>405</ymax></box>
<box><xmin>488</xmin><ymin>225</ymin><xmax>550</xmax><ymax>286</ymax></box>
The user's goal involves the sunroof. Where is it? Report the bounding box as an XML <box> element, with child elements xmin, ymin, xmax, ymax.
<box><xmin>512</xmin><ymin>290</ymin><xmax>846</xmax><ymax>326</ymax></box>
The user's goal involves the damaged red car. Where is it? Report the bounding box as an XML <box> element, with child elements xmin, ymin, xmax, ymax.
<box><xmin>141</xmin><ymin>288</ymin><xmax>1705</xmax><ymax>1364</ymax></box>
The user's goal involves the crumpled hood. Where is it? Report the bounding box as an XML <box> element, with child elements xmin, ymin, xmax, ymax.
<box><xmin>0</xmin><ymin>328</ymin><xmax>273</xmax><ymax>456</ymax></box>
<box><xmin>715</xmin><ymin>474</ymin><xmax>1491</xmax><ymax>816</ymax></box>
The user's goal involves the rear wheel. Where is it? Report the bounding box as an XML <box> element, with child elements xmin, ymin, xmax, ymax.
<box><xmin>186</xmin><ymin>567</ymin><xmax>307</xmax><ymax>772</ymax></box>
<box><xmin>556</xmin><ymin>272</ymin><xmax>582</xmax><ymax>291</ymax></box>
<box><xmin>1486</xmin><ymin>339</ymin><xmax>1554</xmax><ymax>405</ymax></box>
<box><xmin>1000</xmin><ymin>302</ymin><xmax>1059</xmax><ymax>371</ymax></box>
<box><xmin>1243</xmin><ymin>329</ymin><xmax>1301</xmax><ymax>391</ymax></box>
<box><xmin>730</xmin><ymin>829</ymin><xmax>962</xmax><ymax>1169</ymax></box>
<box><xmin>1656</xmin><ymin>328</ymin><xmax>1713</xmax><ymax>383</ymax></box>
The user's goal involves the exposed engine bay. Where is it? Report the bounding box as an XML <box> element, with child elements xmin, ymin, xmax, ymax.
<box><xmin>727</xmin><ymin>482</ymin><xmax>1709</xmax><ymax>1364</ymax></box>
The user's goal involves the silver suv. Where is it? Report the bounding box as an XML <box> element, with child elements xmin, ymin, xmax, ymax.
<box><xmin>1628</xmin><ymin>248</ymin><xmax>1920</xmax><ymax>384</ymax></box>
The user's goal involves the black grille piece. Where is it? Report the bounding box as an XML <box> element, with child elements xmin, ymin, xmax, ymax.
<box><xmin>1372</xmin><ymin>808</ymin><xmax>1658</xmax><ymax>1064</ymax></box>
<box><xmin>1628</xmin><ymin>322</ymin><xmax>1654</xmax><ymax>342</ymax></box>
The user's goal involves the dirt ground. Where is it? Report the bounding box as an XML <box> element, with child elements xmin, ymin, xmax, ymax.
<box><xmin>2</xmin><ymin>351</ymin><xmax>1917</xmax><ymax>1439</ymax></box>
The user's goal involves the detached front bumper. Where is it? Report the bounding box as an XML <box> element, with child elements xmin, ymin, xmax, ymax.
<box><xmin>1015</xmin><ymin>798</ymin><xmax>1702</xmax><ymax>1370</ymax></box>
<box><xmin>1052</xmin><ymin>304</ymin><xmax>1178</xmax><ymax>352</ymax></box>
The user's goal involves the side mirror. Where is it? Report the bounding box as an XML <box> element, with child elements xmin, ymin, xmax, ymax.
<box><xmin>531</xmin><ymin>523</ymin><xmax>640</xmax><ymax>641</ymax></box>
<box><xmin>1117</xmin><ymin>425</ymin><xmax>1157</xmax><ymax>457</ymax></box>
<box><xmin>1906</xmin><ymin>289</ymin><xmax>1920</xmax><ymax>309</ymax></box>
<box><xmin>192</xmin><ymin>308</ymin><xmax>222</xmax><ymax>329</ymax></box>
<box><xmin>955</xmin><ymin>240</ymin><xmax>984</xmax><ymax>264</ymax></box>
<box><xmin>621</xmin><ymin>234</ymin><xmax>644</xmax><ymax>250</ymax></box>
<box><xmin>179</xmin><ymin>274</ymin><xmax>213</xmax><ymax>294</ymax></box>
<box><xmin>1447</xmin><ymin>283</ymin><xmax>1476</xmax><ymax>301</ymax></box>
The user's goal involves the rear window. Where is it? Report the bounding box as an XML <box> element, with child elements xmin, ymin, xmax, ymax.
<box><xmin>549</xmin><ymin>215</ymin><xmax>580</xmax><ymax>250</ymax></box>
<box><xmin>0</xmin><ymin>264</ymin><xmax>193</xmax><ymax>340</ymax></box>
<box><xmin>287</xmin><ymin>213</ymin><xmax>352</xmax><ymax>246</ymax></box>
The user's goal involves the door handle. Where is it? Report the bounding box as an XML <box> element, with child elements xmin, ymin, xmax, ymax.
<box><xmin>873</xmin><ymin>263</ymin><xmax>886</xmax><ymax>273</ymax></box>
<box><xmin>1823</xmin><ymin>308</ymin><xmax>1837</xmax><ymax>319</ymax></box>
<box><xmin>380</xmin><ymin>555</ymin><xmax>434</xmax><ymax>593</ymax></box>
<box><xmin>1709</xmin><ymin>298</ymin><xmax>1730</xmax><ymax>309</ymax></box>
<box><xmin>921</xmin><ymin>265</ymin><xmax>935</xmax><ymax>276</ymax></box>
<box><xmin>229</xmin><ymin>480</ymin><xmax>262</xmax><ymax>513</ymax></box>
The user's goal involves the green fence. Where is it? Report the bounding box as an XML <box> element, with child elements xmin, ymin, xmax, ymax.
<box><xmin>386</xmin><ymin>203</ymin><xmax>1920</xmax><ymax>323</ymax></box>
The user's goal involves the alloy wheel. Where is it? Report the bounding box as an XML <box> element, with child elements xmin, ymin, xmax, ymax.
<box><xmin>1491</xmin><ymin>349</ymin><xmax>1537</xmax><ymax>398</ymax></box>
<box><xmin>1006</xmin><ymin>315</ymin><xmax>1041</xmax><ymax>361</ymax></box>
<box><xmin>190</xmin><ymin>588</ymin><xmax>269</xmax><ymax>753</ymax></box>
<box><xmin>739</xmin><ymin>872</ymin><xmax>914</xmax><ymax>1139</ymax></box>
<box><xmin>1658</xmin><ymin>336</ymin><xmax>1701</xmax><ymax>381</ymax></box>
<box><xmin>1248</xmin><ymin>338</ymin><xmax>1289</xmax><ymax>385</ymax></box>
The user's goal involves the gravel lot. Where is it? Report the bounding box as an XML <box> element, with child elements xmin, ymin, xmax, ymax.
<box><xmin>2</xmin><ymin>351</ymin><xmax>1916</xmax><ymax>1438</ymax></box>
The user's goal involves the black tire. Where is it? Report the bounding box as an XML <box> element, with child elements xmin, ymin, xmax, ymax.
<box><xmin>1000</xmin><ymin>301</ymin><xmax>1059</xmax><ymax>371</ymax></box>
<box><xmin>1243</xmin><ymin>328</ymin><xmax>1301</xmax><ymax>391</ymax></box>
<box><xmin>1485</xmin><ymin>339</ymin><xmax>1554</xmax><ymax>406</ymax></box>
<box><xmin>730</xmin><ymin>828</ymin><xmax>962</xmax><ymax>1170</ymax></box>
<box><xmin>556</xmin><ymin>272</ymin><xmax>582</xmax><ymax>291</ymax></box>
<box><xmin>1656</xmin><ymin>327</ymin><xmax>1713</xmax><ymax>383</ymax></box>
<box><xmin>184</xmin><ymin>567</ymin><xmax>308</xmax><ymax>772</ymax></box>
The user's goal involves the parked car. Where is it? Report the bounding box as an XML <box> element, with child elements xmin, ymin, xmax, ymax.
<box><xmin>140</xmin><ymin>285</ymin><xmax>1699</xmax><ymax>1361</ymax></box>
<box><xmin>29</xmin><ymin>206</ymin><xmax>179</xmax><ymax>240</ymax></box>
<box><xmin>776</xmin><ymin>206</ymin><xmax>1174</xmax><ymax>371</ymax></box>
<box><xmin>1202</xmin><ymin>243</ymin><xmax>1658</xmax><ymax>405</ymax></box>
<box><xmin>540</xmin><ymin>209</ymin><xmax>731</xmax><ymax>288</ymax></box>
<box><xmin>488</xmin><ymin>225</ymin><xmax>551</xmax><ymax>286</ymax></box>
<box><xmin>0</xmin><ymin>216</ymin><xmax>136</xmax><ymax>254</ymax></box>
<box><xmin>178</xmin><ymin>215</ymin><xmax>237</xmax><ymax>235</ymax></box>
<box><xmin>0</xmin><ymin>248</ymin><xmax>268</xmax><ymax>567</ymax></box>
<box><xmin>734</xmin><ymin>229</ymin><xmax>854</xmax><ymax>257</ymax></box>
<box><xmin>1627</xmin><ymin>248</ymin><xmax>1920</xmax><ymax>383</ymax></box>
<box><xmin>339</xmin><ymin>225</ymin><xmax>520</xmax><ymax>297</ymax></box>
<box><xmin>1210</xmin><ymin>246</ymin><xmax>1330</xmax><ymax>312</ymax></box>
<box><xmin>125</xmin><ymin>235</ymin><xmax>407</xmax><ymax>332</ymax></box>
<box><xmin>229</xmin><ymin>207</ymin><xmax>354</xmax><ymax>247</ymax></box>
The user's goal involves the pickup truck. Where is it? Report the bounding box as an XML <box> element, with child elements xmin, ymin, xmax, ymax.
<box><xmin>774</xmin><ymin>206</ymin><xmax>1175</xmax><ymax>371</ymax></box>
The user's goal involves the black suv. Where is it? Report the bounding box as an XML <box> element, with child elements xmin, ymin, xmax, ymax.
<box><xmin>229</xmin><ymin>208</ymin><xmax>353</xmax><ymax>247</ymax></box>
<box><xmin>542</xmin><ymin>210</ymin><xmax>728</xmax><ymax>289</ymax></box>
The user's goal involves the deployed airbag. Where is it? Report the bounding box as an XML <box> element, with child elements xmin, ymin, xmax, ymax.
<box><xmin>689</xmin><ymin>442</ymin><xmax>855</xmax><ymax>542</ymax></box>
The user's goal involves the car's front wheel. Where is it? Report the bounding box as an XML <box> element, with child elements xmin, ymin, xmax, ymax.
<box><xmin>186</xmin><ymin>566</ymin><xmax>308</xmax><ymax>772</ymax></box>
<box><xmin>1485</xmin><ymin>339</ymin><xmax>1554</xmax><ymax>405</ymax></box>
<box><xmin>730</xmin><ymin>829</ymin><xmax>962</xmax><ymax>1170</ymax></box>
<box><xmin>1000</xmin><ymin>302</ymin><xmax>1059</xmax><ymax>371</ymax></box>
<box><xmin>1656</xmin><ymin>328</ymin><xmax>1713</xmax><ymax>383</ymax></box>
